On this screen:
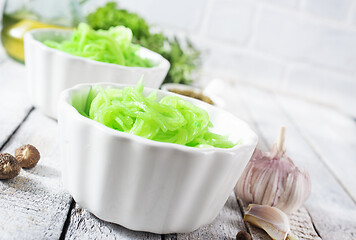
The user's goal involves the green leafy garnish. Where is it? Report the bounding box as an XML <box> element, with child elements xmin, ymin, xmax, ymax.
<box><xmin>86</xmin><ymin>2</ymin><xmax>200</xmax><ymax>84</ymax></box>
<box><xmin>44</xmin><ymin>23</ymin><xmax>154</xmax><ymax>68</ymax></box>
<box><xmin>84</xmin><ymin>83</ymin><xmax>235</xmax><ymax>148</ymax></box>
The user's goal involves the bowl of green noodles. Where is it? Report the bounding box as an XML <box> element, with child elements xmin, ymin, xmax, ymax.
<box><xmin>24</xmin><ymin>23</ymin><xmax>170</xmax><ymax>119</ymax></box>
<box><xmin>58</xmin><ymin>82</ymin><xmax>258</xmax><ymax>234</ymax></box>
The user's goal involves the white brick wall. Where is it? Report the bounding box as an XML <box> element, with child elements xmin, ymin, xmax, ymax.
<box><xmin>257</xmin><ymin>0</ymin><xmax>298</xmax><ymax>8</ymax></box>
<box><xmin>254</xmin><ymin>6</ymin><xmax>356</xmax><ymax>73</ymax></box>
<box><xmin>205</xmin><ymin>0</ymin><xmax>255</xmax><ymax>45</ymax></box>
<box><xmin>107</xmin><ymin>0</ymin><xmax>356</xmax><ymax>116</ymax></box>
<box><xmin>202</xmin><ymin>45</ymin><xmax>285</xmax><ymax>88</ymax></box>
<box><xmin>118</xmin><ymin>0</ymin><xmax>207</xmax><ymax>31</ymax></box>
<box><xmin>304</xmin><ymin>0</ymin><xmax>353</xmax><ymax>21</ymax></box>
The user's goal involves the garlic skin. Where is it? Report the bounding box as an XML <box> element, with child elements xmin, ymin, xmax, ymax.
<box><xmin>244</xmin><ymin>204</ymin><xmax>291</xmax><ymax>240</ymax></box>
<box><xmin>235</xmin><ymin>127</ymin><xmax>311</xmax><ymax>214</ymax></box>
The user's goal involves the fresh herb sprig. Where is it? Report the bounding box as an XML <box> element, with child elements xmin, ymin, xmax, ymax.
<box><xmin>86</xmin><ymin>2</ymin><xmax>200</xmax><ymax>84</ymax></box>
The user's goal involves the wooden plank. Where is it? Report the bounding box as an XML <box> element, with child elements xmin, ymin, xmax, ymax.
<box><xmin>235</xmin><ymin>84</ymin><xmax>356</xmax><ymax>240</ymax></box>
<box><xmin>64</xmin><ymin>203</ymin><xmax>161</xmax><ymax>240</ymax></box>
<box><xmin>289</xmin><ymin>207</ymin><xmax>321</xmax><ymax>240</ymax></box>
<box><xmin>0</xmin><ymin>58</ymin><xmax>33</xmax><ymax>147</ymax></box>
<box><xmin>171</xmin><ymin>193</ymin><xmax>247</xmax><ymax>240</ymax></box>
<box><xmin>0</xmin><ymin>110</ymin><xmax>72</xmax><ymax>239</ymax></box>
<box><xmin>277</xmin><ymin>95</ymin><xmax>356</xmax><ymax>202</ymax></box>
<box><xmin>206</xmin><ymin>80</ymin><xmax>321</xmax><ymax>240</ymax></box>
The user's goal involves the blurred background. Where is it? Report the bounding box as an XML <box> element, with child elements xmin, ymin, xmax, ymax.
<box><xmin>1</xmin><ymin>0</ymin><xmax>355</xmax><ymax>117</ymax></box>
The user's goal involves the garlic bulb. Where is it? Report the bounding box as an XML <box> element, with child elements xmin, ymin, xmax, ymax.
<box><xmin>244</xmin><ymin>204</ymin><xmax>291</xmax><ymax>240</ymax></box>
<box><xmin>235</xmin><ymin>127</ymin><xmax>311</xmax><ymax>213</ymax></box>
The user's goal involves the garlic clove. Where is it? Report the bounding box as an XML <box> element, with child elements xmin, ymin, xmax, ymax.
<box><xmin>244</xmin><ymin>204</ymin><xmax>290</xmax><ymax>240</ymax></box>
<box><xmin>274</xmin><ymin>167</ymin><xmax>310</xmax><ymax>214</ymax></box>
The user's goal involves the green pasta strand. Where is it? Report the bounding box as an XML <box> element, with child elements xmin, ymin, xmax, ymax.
<box><xmin>44</xmin><ymin>23</ymin><xmax>154</xmax><ymax>68</ymax></box>
<box><xmin>86</xmin><ymin>83</ymin><xmax>236</xmax><ymax>149</ymax></box>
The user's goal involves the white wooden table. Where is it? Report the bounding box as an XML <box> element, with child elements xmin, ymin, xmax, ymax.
<box><xmin>0</xmin><ymin>54</ymin><xmax>356</xmax><ymax>240</ymax></box>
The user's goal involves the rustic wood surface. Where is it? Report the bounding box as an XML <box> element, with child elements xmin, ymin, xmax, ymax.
<box><xmin>65</xmin><ymin>203</ymin><xmax>161</xmax><ymax>240</ymax></box>
<box><xmin>207</xmin><ymin>80</ymin><xmax>322</xmax><ymax>240</ymax></box>
<box><xmin>235</xmin><ymin>84</ymin><xmax>356</xmax><ymax>240</ymax></box>
<box><xmin>277</xmin><ymin>95</ymin><xmax>356</xmax><ymax>202</ymax></box>
<box><xmin>0</xmin><ymin>110</ymin><xmax>72</xmax><ymax>239</ymax></box>
<box><xmin>1</xmin><ymin>55</ymin><xmax>356</xmax><ymax>240</ymax></box>
<box><xmin>173</xmin><ymin>193</ymin><xmax>247</xmax><ymax>240</ymax></box>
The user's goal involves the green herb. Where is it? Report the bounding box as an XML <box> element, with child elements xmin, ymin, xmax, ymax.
<box><xmin>84</xmin><ymin>82</ymin><xmax>235</xmax><ymax>148</ymax></box>
<box><xmin>86</xmin><ymin>2</ymin><xmax>200</xmax><ymax>84</ymax></box>
<box><xmin>44</xmin><ymin>23</ymin><xmax>154</xmax><ymax>67</ymax></box>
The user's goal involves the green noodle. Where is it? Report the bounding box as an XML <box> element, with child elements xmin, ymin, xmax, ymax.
<box><xmin>86</xmin><ymin>83</ymin><xmax>236</xmax><ymax>148</ymax></box>
<box><xmin>44</xmin><ymin>23</ymin><xmax>154</xmax><ymax>68</ymax></box>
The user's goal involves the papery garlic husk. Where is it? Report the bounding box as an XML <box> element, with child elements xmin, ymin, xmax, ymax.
<box><xmin>244</xmin><ymin>204</ymin><xmax>291</xmax><ymax>240</ymax></box>
<box><xmin>235</xmin><ymin>127</ymin><xmax>311</xmax><ymax>214</ymax></box>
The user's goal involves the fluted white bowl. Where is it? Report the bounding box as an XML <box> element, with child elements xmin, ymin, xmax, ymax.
<box><xmin>24</xmin><ymin>29</ymin><xmax>170</xmax><ymax>119</ymax></box>
<box><xmin>58</xmin><ymin>83</ymin><xmax>258</xmax><ymax>234</ymax></box>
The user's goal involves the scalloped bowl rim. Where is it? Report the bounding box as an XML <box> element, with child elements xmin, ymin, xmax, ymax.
<box><xmin>25</xmin><ymin>28</ymin><xmax>170</xmax><ymax>71</ymax></box>
<box><xmin>59</xmin><ymin>82</ymin><xmax>258</xmax><ymax>154</ymax></box>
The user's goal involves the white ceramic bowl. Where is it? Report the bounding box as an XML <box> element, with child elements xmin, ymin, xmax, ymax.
<box><xmin>58</xmin><ymin>83</ymin><xmax>258</xmax><ymax>234</ymax></box>
<box><xmin>24</xmin><ymin>29</ymin><xmax>170</xmax><ymax>119</ymax></box>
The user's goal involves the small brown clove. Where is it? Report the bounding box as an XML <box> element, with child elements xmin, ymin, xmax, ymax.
<box><xmin>236</xmin><ymin>230</ymin><xmax>252</xmax><ymax>240</ymax></box>
<box><xmin>15</xmin><ymin>144</ymin><xmax>40</xmax><ymax>168</ymax></box>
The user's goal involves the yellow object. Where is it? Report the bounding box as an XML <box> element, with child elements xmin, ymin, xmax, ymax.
<box><xmin>1</xmin><ymin>19</ymin><xmax>68</xmax><ymax>62</ymax></box>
